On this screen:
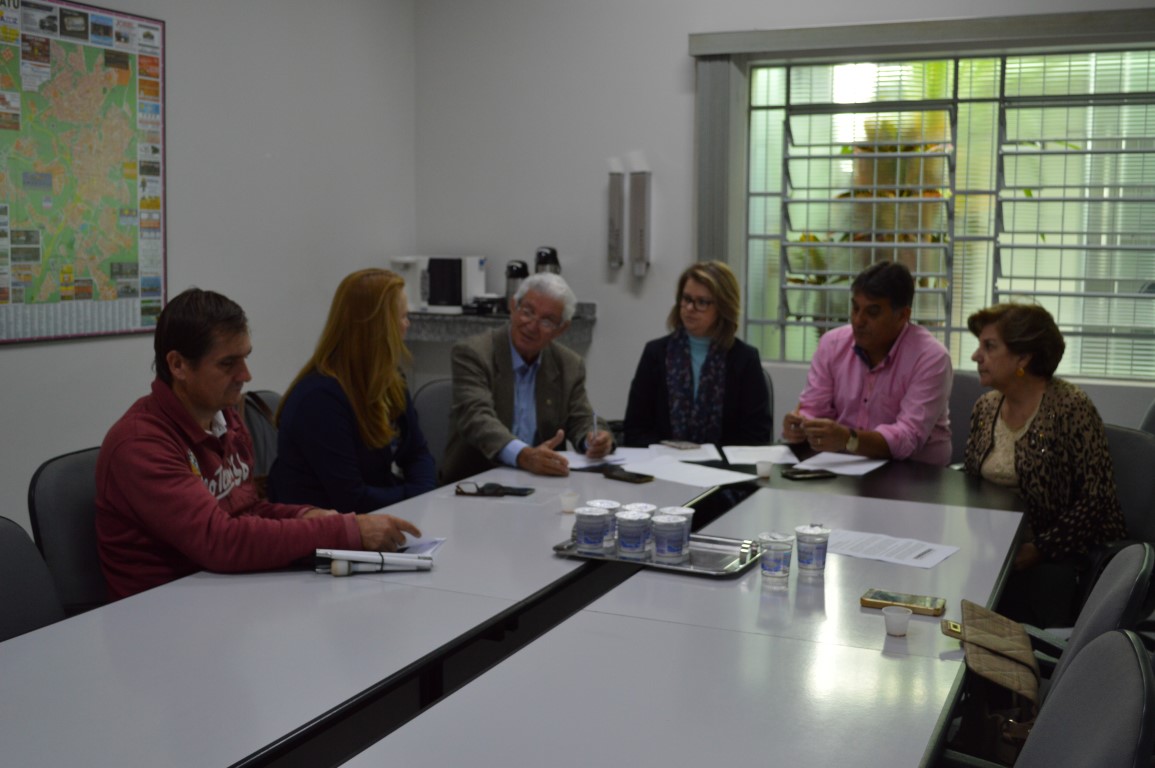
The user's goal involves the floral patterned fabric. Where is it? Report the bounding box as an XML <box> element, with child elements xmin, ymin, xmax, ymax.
<box><xmin>664</xmin><ymin>328</ymin><xmax>725</xmax><ymax>444</ymax></box>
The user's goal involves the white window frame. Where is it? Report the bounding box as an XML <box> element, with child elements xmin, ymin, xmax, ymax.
<box><xmin>692</xmin><ymin>9</ymin><xmax>1155</xmax><ymax>379</ymax></box>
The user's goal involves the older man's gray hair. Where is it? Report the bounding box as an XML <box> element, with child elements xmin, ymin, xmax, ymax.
<box><xmin>514</xmin><ymin>273</ymin><xmax>577</xmax><ymax>323</ymax></box>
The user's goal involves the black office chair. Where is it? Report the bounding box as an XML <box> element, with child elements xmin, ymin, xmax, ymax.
<box><xmin>1027</xmin><ymin>542</ymin><xmax>1154</xmax><ymax>702</ymax></box>
<box><xmin>940</xmin><ymin>630</ymin><xmax>1155</xmax><ymax>768</ymax></box>
<box><xmin>1075</xmin><ymin>425</ymin><xmax>1155</xmax><ymax>614</ymax></box>
<box><xmin>413</xmin><ymin>378</ymin><xmax>453</xmax><ymax>473</ymax></box>
<box><xmin>0</xmin><ymin>515</ymin><xmax>65</xmax><ymax>642</ymax></box>
<box><xmin>240</xmin><ymin>389</ymin><xmax>282</xmax><ymax>498</ymax></box>
<box><xmin>1140</xmin><ymin>398</ymin><xmax>1155</xmax><ymax>436</ymax></box>
<box><xmin>942</xmin><ymin>628</ymin><xmax>1150</xmax><ymax>766</ymax></box>
<box><xmin>27</xmin><ymin>447</ymin><xmax>107</xmax><ymax>616</ymax></box>
<box><xmin>761</xmin><ymin>365</ymin><xmax>775</xmax><ymax>431</ymax></box>
<box><xmin>1018</xmin><ymin>630</ymin><xmax>1155</xmax><ymax>768</ymax></box>
<box><xmin>943</xmin><ymin>543</ymin><xmax>1154</xmax><ymax>765</ymax></box>
<box><xmin>1104</xmin><ymin>424</ymin><xmax>1155</xmax><ymax>545</ymax></box>
<box><xmin>240</xmin><ymin>389</ymin><xmax>281</xmax><ymax>479</ymax></box>
<box><xmin>948</xmin><ymin>371</ymin><xmax>986</xmax><ymax>467</ymax></box>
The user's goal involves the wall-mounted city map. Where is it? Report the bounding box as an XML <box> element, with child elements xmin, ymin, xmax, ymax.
<box><xmin>0</xmin><ymin>0</ymin><xmax>163</xmax><ymax>343</ymax></box>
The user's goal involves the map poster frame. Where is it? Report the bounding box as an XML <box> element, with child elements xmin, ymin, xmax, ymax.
<box><xmin>0</xmin><ymin>0</ymin><xmax>165</xmax><ymax>345</ymax></box>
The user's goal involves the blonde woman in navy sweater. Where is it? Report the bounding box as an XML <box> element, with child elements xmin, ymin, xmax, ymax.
<box><xmin>270</xmin><ymin>269</ymin><xmax>436</xmax><ymax>512</ymax></box>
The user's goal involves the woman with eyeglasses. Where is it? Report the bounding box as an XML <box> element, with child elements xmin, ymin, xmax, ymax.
<box><xmin>269</xmin><ymin>268</ymin><xmax>436</xmax><ymax>513</ymax></box>
<box><xmin>623</xmin><ymin>261</ymin><xmax>771</xmax><ymax>447</ymax></box>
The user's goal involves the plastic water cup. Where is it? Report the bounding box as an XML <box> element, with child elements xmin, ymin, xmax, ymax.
<box><xmin>573</xmin><ymin>507</ymin><xmax>610</xmax><ymax>554</ymax></box>
<box><xmin>794</xmin><ymin>524</ymin><xmax>831</xmax><ymax>571</ymax></box>
<box><xmin>559</xmin><ymin>490</ymin><xmax>580</xmax><ymax>514</ymax></box>
<box><xmin>756</xmin><ymin>461</ymin><xmax>773</xmax><ymax>478</ymax></box>
<box><xmin>657</xmin><ymin>506</ymin><xmax>694</xmax><ymax>561</ymax></box>
<box><xmin>652</xmin><ymin>514</ymin><xmax>690</xmax><ymax>564</ymax></box>
<box><xmin>615</xmin><ymin>510</ymin><xmax>651</xmax><ymax>561</ymax></box>
<box><xmin>758</xmin><ymin>532</ymin><xmax>794</xmax><ymax>578</ymax></box>
<box><xmin>586</xmin><ymin>499</ymin><xmax>621</xmax><ymax>546</ymax></box>
<box><xmin>622</xmin><ymin>503</ymin><xmax>657</xmax><ymax>553</ymax></box>
<box><xmin>883</xmin><ymin>606</ymin><xmax>913</xmax><ymax>637</ymax></box>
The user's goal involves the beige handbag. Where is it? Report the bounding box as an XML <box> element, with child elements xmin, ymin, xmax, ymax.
<box><xmin>942</xmin><ymin>599</ymin><xmax>1039</xmax><ymax>765</ymax></box>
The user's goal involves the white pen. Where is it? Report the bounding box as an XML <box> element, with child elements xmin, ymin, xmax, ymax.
<box><xmin>329</xmin><ymin>559</ymin><xmax>431</xmax><ymax>577</ymax></box>
<box><xmin>316</xmin><ymin>548</ymin><xmax>433</xmax><ymax>567</ymax></box>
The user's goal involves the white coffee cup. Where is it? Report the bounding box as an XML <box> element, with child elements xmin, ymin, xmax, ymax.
<box><xmin>883</xmin><ymin>605</ymin><xmax>913</xmax><ymax>637</ymax></box>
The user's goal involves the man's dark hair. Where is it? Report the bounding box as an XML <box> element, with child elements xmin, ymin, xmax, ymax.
<box><xmin>154</xmin><ymin>288</ymin><xmax>248</xmax><ymax>385</ymax></box>
<box><xmin>851</xmin><ymin>261</ymin><xmax>915</xmax><ymax>310</ymax></box>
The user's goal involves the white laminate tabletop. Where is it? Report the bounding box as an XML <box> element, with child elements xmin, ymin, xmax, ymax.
<box><xmin>583</xmin><ymin>486</ymin><xmax>1023</xmax><ymax>658</ymax></box>
<box><xmin>0</xmin><ymin>570</ymin><xmax>515</xmax><ymax>768</ymax></box>
<box><xmin>0</xmin><ymin>469</ymin><xmax>701</xmax><ymax>767</ymax></box>
<box><xmin>348</xmin><ymin>609</ymin><xmax>962</xmax><ymax>768</ymax></box>
<box><xmin>364</xmin><ymin>467</ymin><xmax>700</xmax><ymax>600</ymax></box>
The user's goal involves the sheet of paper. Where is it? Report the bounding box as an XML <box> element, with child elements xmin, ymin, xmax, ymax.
<box><xmin>794</xmin><ymin>452</ymin><xmax>887</xmax><ymax>476</ymax></box>
<box><xmin>646</xmin><ymin>443</ymin><xmax>723</xmax><ymax>462</ymax></box>
<box><xmin>623</xmin><ymin>455</ymin><xmax>752</xmax><ymax>488</ymax></box>
<box><xmin>722</xmin><ymin>444</ymin><xmax>797</xmax><ymax>465</ymax></box>
<box><xmin>828</xmin><ymin>529</ymin><xmax>957</xmax><ymax>568</ymax></box>
<box><xmin>557</xmin><ymin>450</ymin><xmax>627</xmax><ymax>469</ymax></box>
<box><xmin>401</xmin><ymin>535</ymin><xmax>447</xmax><ymax>557</ymax></box>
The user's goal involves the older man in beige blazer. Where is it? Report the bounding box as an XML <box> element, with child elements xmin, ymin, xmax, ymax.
<box><xmin>439</xmin><ymin>274</ymin><xmax>614</xmax><ymax>485</ymax></box>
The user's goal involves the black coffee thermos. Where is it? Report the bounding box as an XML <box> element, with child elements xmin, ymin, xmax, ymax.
<box><xmin>505</xmin><ymin>260</ymin><xmax>529</xmax><ymax>301</ymax></box>
<box><xmin>534</xmin><ymin>247</ymin><xmax>560</xmax><ymax>274</ymax></box>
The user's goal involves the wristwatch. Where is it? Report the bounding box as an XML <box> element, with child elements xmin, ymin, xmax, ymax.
<box><xmin>846</xmin><ymin>428</ymin><xmax>860</xmax><ymax>454</ymax></box>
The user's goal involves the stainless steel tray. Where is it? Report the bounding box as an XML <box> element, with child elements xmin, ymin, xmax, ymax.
<box><xmin>552</xmin><ymin>533</ymin><xmax>760</xmax><ymax>578</ymax></box>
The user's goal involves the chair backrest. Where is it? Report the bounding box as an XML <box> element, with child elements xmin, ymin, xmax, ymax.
<box><xmin>1104</xmin><ymin>424</ymin><xmax>1155</xmax><ymax>543</ymax></box>
<box><xmin>0</xmin><ymin>516</ymin><xmax>65</xmax><ymax>642</ymax></box>
<box><xmin>241</xmin><ymin>389</ymin><xmax>282</xmax><ymax>479</ymax></box>
<box><xmin>762</xmin><ymin>365</ymin><xmax>775</xmax><ymax>430</ymax></box>
<box><xmin>27</xmin><ymin>447</ymin><xmax>106</xmax><ymax>616</ymax></box>
<box><xmin>413</xmin><ymin>378</ymin><xmax>453</xmax><ymax>472</ymax></box>
<box><xmin>1049</xmin><ymin>542</ymin><xmax>1154</xmax><ymax>696</ymax></box>
<box><xmin>1018</xmin><ymin>630</ymin><xmax>1155</xmax><ymax>768</ymax></box>
<box><xmin>1140</xmin><ymin>397</ymin><xmax>1155</xmax><ymax>435</ymax></box>
<box><xmin>948</xmin><ymin>371</ymin><xmax>986</xmax><ymax>466</ymax></box>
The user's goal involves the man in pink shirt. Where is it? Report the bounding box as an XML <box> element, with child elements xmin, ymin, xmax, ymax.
<box><xmin>96</xmin><ymin>288</ymin><xmax>420</xmax><ymax>600</ymax></box>
<box><xmin>782</xmin><ymin>261</ymin><xmax>952</xmax><ymax>465</ymax></box>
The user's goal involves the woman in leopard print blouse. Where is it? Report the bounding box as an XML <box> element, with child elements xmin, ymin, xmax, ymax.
<box><xmin>964</xmin><ymin>303</ymin><xmax>1126</xmax><ymax>626</ymax></box>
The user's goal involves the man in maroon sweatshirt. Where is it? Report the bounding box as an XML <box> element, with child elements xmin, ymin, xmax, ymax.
<box><xmin>96</xmin><ymin>288</ymin><xmax>420</xmax><ymax>600</ymax></box>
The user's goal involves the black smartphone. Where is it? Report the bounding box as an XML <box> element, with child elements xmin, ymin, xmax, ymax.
<box><xmin>602</xmin><ymin>465</ymin><xmax>654</xmax><ymax>484</ymax></box>
<box><xmin>497</xmin><ymin>485</ymin><xmax>535</xmax><ymax>496</ymax></box>
<box><xmin>781</xmin><ymin>467</ymin><xmax>836</xmax><ymax>480</ymax></box>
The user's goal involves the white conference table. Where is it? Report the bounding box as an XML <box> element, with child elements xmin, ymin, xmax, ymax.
<box><xmin>363</xmin><ymin>465</ymin><xmax>702</xmax><ymax>600</ymax></box>
<box><xmin>348</xmin><ymin>477</ymin><xmax>1023</xmax><ymax>767</ymax></box>
<box><xmin>349</xmin><ymin>610</ymin><xmax>964</xmax><ymax>768</ymax></box>
<box><xmin>0</xmin><ymin>467</ymin><xmax>706</xmax><ymax>768</ymax></box>
<box><xmin>0</xmin><ymin>572</ymin><xmax>513</xmax><ymax>768</ymax></box>
<box><xmin>587</xmin><ymin>486</ymin><xmax>1023</xmax><ymax>658</ymax></box>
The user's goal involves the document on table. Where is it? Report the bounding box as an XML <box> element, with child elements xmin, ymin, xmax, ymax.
<box><xmin>828</xmin><ymin>529</ymin><xmax>957</xmax><ymax>568</ymax></box>
<box><xmin>622</xmin><ymin>455</ymin><xmax>753</xmax><ymax>488</ymax></box>
<box><xmin>401</xmin><ymin>535</ymin><xmax>447</xmax><ymax>557</ymax></box>
<box><xmin>794</xmin><ymin>452</ymin><xmax>887</xmax><ymax>476</ymax></box>
<box><xmin>721</xmin><ymin>444</ymin><xmax>797</xmax><ymax>465</ymax></box>
<box><xmin>646</xmin><ymin>443</ymin><xmax>723</xmax><ymax>462</ymax></box>
<box><xmin>557</xmin><ymin>450</ymin><xmax>627</xmax><ymax>469</ymax></box>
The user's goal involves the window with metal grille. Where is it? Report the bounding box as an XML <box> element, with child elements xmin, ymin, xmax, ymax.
<box><xmin>692</xmin><ymin>12</ymin><xmax>1155</xmax><ymax>380</ymax></box>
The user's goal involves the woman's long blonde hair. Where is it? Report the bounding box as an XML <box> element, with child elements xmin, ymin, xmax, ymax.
<box><xmin>280</xmin><ymin>268</ymin><xmax>411</xmax><ymax>448</ymax></box>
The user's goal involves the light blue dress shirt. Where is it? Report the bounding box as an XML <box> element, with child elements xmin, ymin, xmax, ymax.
<box><xmin>688</xmin><ymin>334</ymin><xmax>710</xmax><ymax>398</ymax></box>
<box><xmin>498</xmin><ymin>337</ymin><xmax>541</xmax><ymax>467</ymax></box>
